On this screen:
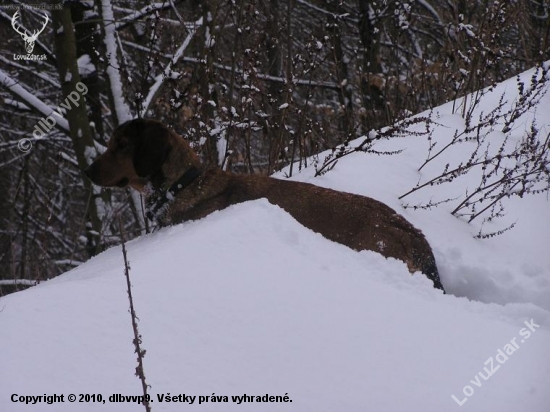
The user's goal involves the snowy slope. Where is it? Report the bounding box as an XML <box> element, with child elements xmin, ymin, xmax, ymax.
<box><xmin>1</xmin><ymin>201</ymin><xmax>549</xmax><ymax>411</ymax></box>
<box><xmin>1</xmin><ymin>66</ymin><xmax>549</xmax><ymax>411</ymax></box>
<box><xmin>278</xmin><ymin>64</ymin><xmax>550</xmax><ymax>312</ymax></box>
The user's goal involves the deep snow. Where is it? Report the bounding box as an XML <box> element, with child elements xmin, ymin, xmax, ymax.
<box><xmin>1</xmin><ymin>65</ymin><xmax>549</xmax><ymax>411</ymax></box>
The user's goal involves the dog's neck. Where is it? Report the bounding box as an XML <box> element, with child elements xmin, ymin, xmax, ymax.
<box><xmin>145</xmin><ymin>135</ymin><xmax>204</xmax><ymax>224</ymax></box>
<box><xmin>159</xmin><ymin>135</ymin><xmax>203</xmax><ymax>190</ymax></box>
<box><xmin>145</xmin><ymin>166</ymin><xmax>202</xmax><ymax>223</ymax></box>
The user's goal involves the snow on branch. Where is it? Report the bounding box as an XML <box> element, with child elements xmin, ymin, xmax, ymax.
<box><xmin>114</xmin><ymin>3</ymin><xmax>172</xmax><ymax>30</ymax></box>
<box><xmin>122</xmin><ymin>41</ymin><xmax>340</xmax><ymax>91</ymax></box>
<box><xmin>0</xmin><ymin>279</ymin><xmax>37</xmax><ymax>286</ymax></box>
<box><xmin>295</xmin><ymin>0</ymin><xmax>354</xmax><ymax>21</ymax></box>
<box><xmin>140</xmin><ymin>17</ymin><xmax>203</xmax><ymax>118</ymax></box>
<box><xmin>0</xmin><ymin>56</ymin><xmax>60</xmax><ymax>88</ymax></box>
<box><xmin>417</xmin><ymin>0</ymin><xmax>443</xmax><ymax>25</ymax></box>
<box><xmin>101</xmin><ymin>0</ymin><xmax>133</xmax><ymax>124</ymax></box>
<box><xmin>0</xmin><ymin>69</ymin><xmax>69</xmax><ymax>131</ymax></box>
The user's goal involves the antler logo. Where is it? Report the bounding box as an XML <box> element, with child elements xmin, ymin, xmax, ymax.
<box><xmin>11</xmin><ymin>10</ymin><xmax>49</xmax><ymax>54</ymax></box>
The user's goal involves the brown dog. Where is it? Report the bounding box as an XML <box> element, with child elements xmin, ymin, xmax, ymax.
<box><xmin>85</xmin><ymin>119</ymin><xmax>444</xmax><ymax>291</ymax></box>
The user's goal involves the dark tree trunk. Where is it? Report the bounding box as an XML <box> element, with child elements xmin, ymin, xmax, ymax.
<box><xmin>52</xmin><ymin>7</ymin><xmax>104</xmax><ymax>257</ymax></box>
<box><xmin>358</xmin><ymin>0</ymin><xmax>385</xmax><ymax>122</ymax></box>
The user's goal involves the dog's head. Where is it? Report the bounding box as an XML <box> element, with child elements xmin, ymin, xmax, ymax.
<box><xmin>85</xmin><ymin>119</ymin><xmax>173</xmax><ymax>191</ymax></box>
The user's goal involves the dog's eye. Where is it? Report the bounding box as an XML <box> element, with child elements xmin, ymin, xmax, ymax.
<box><xmin>118</xmin><ymin>140</ymin><xmax>128</xmax><ymax>150</ymax></box>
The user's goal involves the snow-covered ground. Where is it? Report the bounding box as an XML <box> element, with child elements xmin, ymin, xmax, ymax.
<box><xmin>284</xmin><ymin>65</ymin><xmax>550</xmax><ymax>312</ymax></box>
<box><xmin>1</xmin><ymin>66</ymin><xmax>549</xmax><ymax>411</ymax></box>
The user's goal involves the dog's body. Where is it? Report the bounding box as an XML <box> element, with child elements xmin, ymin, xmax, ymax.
<box><xmin>85</xmin><ymin>119</ymin><xmax>444</xmax><ymax>291</ymax></box>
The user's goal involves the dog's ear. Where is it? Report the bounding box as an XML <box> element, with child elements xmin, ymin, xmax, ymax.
<box><xmin>131</xmin><ymin>120</ymin><xmax>171</xmax><ymax>179</ymax></box>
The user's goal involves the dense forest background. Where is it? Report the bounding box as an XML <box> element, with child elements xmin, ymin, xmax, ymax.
<box><xmin>0</xmin><ymin>0</ymin><xmax>549</xmax><ymax>294</ymax></box>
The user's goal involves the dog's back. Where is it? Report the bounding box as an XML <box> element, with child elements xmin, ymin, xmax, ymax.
<box><xmin>164</xmin><ymin>169</ymin><xmax>444</xmax><ymax>291</ymax></box>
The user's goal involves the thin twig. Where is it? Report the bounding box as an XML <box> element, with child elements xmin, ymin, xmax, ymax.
<box><xmin>118</xmin><ymin>216</ymin><xmax>152</xmax><ymax>412</ymax></box>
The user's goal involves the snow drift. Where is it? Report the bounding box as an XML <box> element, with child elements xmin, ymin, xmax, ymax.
<box><xmin>1</xmin><ymin>65</ymin><xmax>549</xmax><ymax>411</ymax></box>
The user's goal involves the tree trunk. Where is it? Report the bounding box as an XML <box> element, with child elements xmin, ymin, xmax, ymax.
<box><xmin>358</xmin><ymin>0</ymin><xmax>385</xmax><ymax>125</ymax></box>
<box><xmin>71</xmin><ymin>2</ymin><xmax>105</xmax><ymax>140</ymax></box>
<box><xmin>327</xmin><ymin>2</ymin><xmax>354</xmax><ymax>138</ymax></box>
<box><xmin>51</xmin><ymin>7</ymin><xmax>105</xmax><ymax>257</ymax></box>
